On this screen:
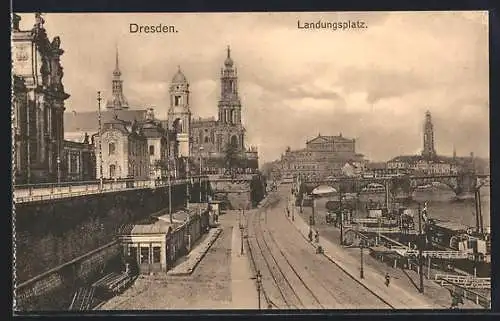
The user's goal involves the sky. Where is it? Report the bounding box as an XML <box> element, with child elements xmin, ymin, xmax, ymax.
<box><xmin>16</xmin><ymin>12</ymin><xmax>489</xmax><ymax>164</ymax></box>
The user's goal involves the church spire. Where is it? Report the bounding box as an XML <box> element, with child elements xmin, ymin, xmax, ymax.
<box><xmin>227</xmin><ymin>45</ymin><xmax>231</xmax><ymax>59</ymax></box>
<box><xmin>113</xmin><ymin>45</ymin><xmax>121</xmax><ymax>77</ymax></box>
<box><xmin>106</xmin><ymin>45</ymin><xmax>129</xmax><ymax>109</ymax></box>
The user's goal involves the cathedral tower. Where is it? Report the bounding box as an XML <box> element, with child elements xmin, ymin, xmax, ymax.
<box><xmin>216</xmin><ymin>46</ymin><xmax>245</xmax><ymax>152</ymax></box>
<box><xmin>422</xmin><ymin>110</ymin><xmax>436</xmax><ymax>159</ymax></box>
<box><xmin>218</xmin><ymin>46</ymin><xmax>242</xmax><ymax>125</ymax></box>
<box><xmin>168</xmin><ymin>66</ymin><xmax>191</xmax><ymax>158</ymax></box>
<box><xmin>106</xmin><ymin>46</ymin><xmax>129</xmax><ymax>109</ymax></box>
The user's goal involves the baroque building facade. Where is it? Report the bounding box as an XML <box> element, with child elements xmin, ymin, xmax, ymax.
<box><xmin>12</xmin><ymin>13</ymin><xmax>70</xmax><ymax>184</ymax></box>
<box><xmin>275</xmin><ymin>133</ymin><xmax>366</xmax><ymax>180</ymax></box>
<box><xmin>165</xmin><ymin>47</ymin><xmax>259</xmax><ymax>174</ymax></box>
<box><xmin>12</xmin><ymin>13</ymin><xmax>95</xmax><ymax>184</ymax></box>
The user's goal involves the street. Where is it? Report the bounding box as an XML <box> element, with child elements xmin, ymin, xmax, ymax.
<box><xmin>246</xmin><ymin>187</ymin><xmax>391</xmax><ymax>309</ymax></box>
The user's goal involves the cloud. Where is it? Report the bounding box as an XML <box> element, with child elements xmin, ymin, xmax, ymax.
<box><xmin>15</xmin><ymin>11</ymin><xmax>489</xmax><ymax>164</ymax></box>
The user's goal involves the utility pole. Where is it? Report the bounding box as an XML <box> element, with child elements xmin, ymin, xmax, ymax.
<box><xmin>256</xmin><ymin>270</ymin><xmax>262</xmax><ymax>309</ymax></box>
<box><xmin>97</xmin><ymin>91</ymin><xmax>103</xmax><ymax>191</ymax></box>
<box><xmin>199</xmin><ymin>146</ymin><xmax>204</xmax><ymax>203</ymax></box>
<box><xmin>339</xmin><ymin>192</ymin><xmax>343</xmax><ymax>245</ymax></box>
<box><xmin>418</xmin><ymin>203</ymin><xmax>424</xmax><ymax>293</ymax></box>
<box><xmin>360</xmin><ymin>239</ymin><xmax>364</xmax><ymax>279</ymax></box>
<box><xmin>168</xmin><ymin>157</ymin><xmax>172</xmax><ymax>224</ymax></box>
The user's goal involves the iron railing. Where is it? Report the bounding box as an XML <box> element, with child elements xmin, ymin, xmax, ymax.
<box><xmin>13</xmin><ymin>176</ymin><xmax>209</xmax><ymax>204</ymax></box>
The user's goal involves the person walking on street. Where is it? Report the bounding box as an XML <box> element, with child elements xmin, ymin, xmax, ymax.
<box><xmin>385</xmin><ymin>273</ymin><xmax>391</xmax><ymax>287</ymax></box>
<box><xmin>308</xmin><ymin>229</ymin><xmax>313</xmax><ymax>242</ymax></box>
<box><xmin>315</xmin><ymin>230</ymin><xmax>320</xmax><ymax>243</ymax></box>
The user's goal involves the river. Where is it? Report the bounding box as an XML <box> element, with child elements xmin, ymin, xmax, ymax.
<box><xmin>314</xmin><ymin>186</ymin><xmax>490</xmax><ymax>230</ymax></box>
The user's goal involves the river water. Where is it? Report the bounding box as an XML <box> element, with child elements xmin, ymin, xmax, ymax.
<box><xmin>314</xmin><ymin>186</ymin><xmax>490</xmax><ymax>231</ymax></box>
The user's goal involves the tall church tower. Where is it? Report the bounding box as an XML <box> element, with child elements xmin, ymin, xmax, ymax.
<box><xmin>106</xmin><ymin>46</ymin><xmax>129</xmax><ymax>110</ymax></box>
<box><xmin>218</xmin><ymin>46</ymin><xmax>242</xmax><ymax>125</ymax></box>
<box><xmin>422</xmin><ymin>110</ymin><xmax>436</xmax><ymax>159</ymax></box>
<box><xmin>168</xmin><ymin>66</ymin><xmax>191</xmax><ymax>158</ymax></box>
<box><xmin>216</xmin><ymin>46</ymin><xmax>245</xmax><ymax>152</ymax></box>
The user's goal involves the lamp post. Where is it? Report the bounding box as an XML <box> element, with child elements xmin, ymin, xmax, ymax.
<box><xmin>199</xmin><ymin>146</ymin><xmax>204</xmax><ymax>203</ymax></box>
<box><xmin>97</xmin><ymin>91</ymin><xmax>103</xmax><ymax>191</ymax></box>
<box><xmin>417</xmin><ymin>203</ymin><xmax>424</xmax><ymax>293</ymax></box>
<box><xmin>168</xmin><ymin>157</ymin><xmax>173</xmax><ymax>224</ymax></box>
<box><xmin>56</xmin><ymin>156</ymin><xmax>61</xmax><ymax>184</ymax></box>
<box><xmin>339</xmin><ymin>192</ymin><xmax>343</xmax><ymax>245</ymax></box>
<box><xmin>360</xmin><ymin>239</ymin><xmax>365</xmax><ymax>279</ymax></box>
<box><xmin>256</xmin><ymin>270</ymin><xmax>262</xmax><ymax>309</ymax></box>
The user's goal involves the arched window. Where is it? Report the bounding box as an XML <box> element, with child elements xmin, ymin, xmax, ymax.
<box><xmin>149</xmin><ymin>145</ymin><xmax>155</xmax><ymax>156</ymax></box>
<box><xmin>173</xmin><ymin>118</ymin><xmax>183</xmax><ymax>133</ymax></box>
<box><xmin>231</xmin><ymin>135</ymin><xmax>238</xmax><ymax>147</ymax></box>
<box><xmin>204</xmin><ymin>136</ymin><xmax>209</xmax><ymax>143</ymax></box>
<box><xmin>109</xmin><ymin>164</ymin><xmax>116</xmax><ymax>178</ymax></box>
<box><xmin>109</xmin><ymin>142</ymin><xmax>116</xmax><ymax>155</ymax></box>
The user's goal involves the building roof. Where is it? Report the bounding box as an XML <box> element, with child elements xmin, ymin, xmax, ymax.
<box><xmin>172</xmin><ymin>66</ymin><xmax>188</xmax><ymax>83</ymax></box>
<box><xmin>306</xmin><ymin>133</ymin><xmax>353</xmax><ymax>145</ymax></box>
<box><xmin>119</xmin><ymin>219</ymin><xmax>173</xmax><ymax>235</ymax></box>
<box><xmin>64</xmin><ymin>109</ymin><xmax>148</xmax><ymax>134</ymax></box>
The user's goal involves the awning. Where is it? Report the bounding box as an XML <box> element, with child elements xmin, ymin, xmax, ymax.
<box><xmin>312</xmin><ymin>185</ymin><xmax>337</xmax><ymax>195</ymax></box>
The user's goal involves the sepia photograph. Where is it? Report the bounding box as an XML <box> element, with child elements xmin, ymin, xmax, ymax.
<box><xmin>11</xmin><ymin>11</ymin><xmax>490</xmax><ymax>312</ymax></box>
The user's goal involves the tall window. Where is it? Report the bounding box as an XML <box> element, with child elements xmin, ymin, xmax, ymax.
<box><xmin>152</xmin><ymin>246</ymin><xmax>161</xmax><ymax>263</ymax></box>
<box><xmin>109</xmin><ymin>164</ymin><xmax>116</xmax><ymax>178</ymax></box>
<box><xmin>149</xmin><ymin>145</ymin><xmax>155</xmax><ymax>156</ymax></box>
<box><xmin>109</xmin><ymin>142</ymin><xmax>116</xmax><ymax>155</ymax></box>
<box><xmin>174</xmin><ymin>95</ymin><xmax>181</xmax><ymax>106</ymax></box>
<box><xmin>140</xmin><ymin>246</ymin><xmax>150</xmax><ymax>264</ymax></box>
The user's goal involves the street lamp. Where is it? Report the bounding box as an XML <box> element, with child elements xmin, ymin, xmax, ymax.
<box><xmin>97</xmin><ymin>91</ymin><xmax>103</xmax><ymax>191</ymax></box>
<box><xmin>56</xmin><ymin>156</ymin><xmax>61</xmax><ymax>184</ymax></box>
<box><xmin>199</xmin><ymin>146</ymin><xmax>204</xmax><ymax>203</ymax></box>
<box><xmin>255</xmin><ymin>270</ymin><xmax>262</xmax><ymax>309</ymax></box>
<box><xmin>339</xmin><ymin>192</ymin><xmax>344</xmax><ymax>245</ymax></box>
<box><xmin>360</xmin><ymin>238</ymin><xmax>365</xmax><ymax>279</ymax></box>
<box><xmin>417</xmin><ymin>202</ymin><xmax>424</xmax><ymax>294</ymax></box>
<box><xmin>168</xmin><ymin>157</ymin><xmax>173</xmax><ymax>224</ymax></box>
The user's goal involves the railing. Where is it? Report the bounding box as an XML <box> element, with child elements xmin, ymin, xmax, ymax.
<box><xmin>435</xmin><ymin>274</ymin><xmax>491</xmax><ymax>289</ymax></box>
<box><xmin>13</xmin><ymin>177</ymin><xmax>208</xmax><ymax>204</ymax></box>
<box><xmin>435</xmin><ymin>277</ymin><xmax>491</xmax><ymax>308</ymax></box>
<box><xmin>392</xmin><ymin>248</ymin><xmax>473</xmax><ymax>260</ymax></box>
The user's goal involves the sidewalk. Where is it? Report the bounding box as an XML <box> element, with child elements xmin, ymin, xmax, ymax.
<box><xmin>229</xmin><ymin>214</ymin><xmax>259</xmax><ymax>309</ymax></box>
<box><xmin>167</xmin><ymin>228</ymin><xmax>223</xmax><ymax>276</ymax></box>
<box><xmin>287</xmin><ymin>208</ymin><xmax>439</xmax><ymax>309</ymax></box>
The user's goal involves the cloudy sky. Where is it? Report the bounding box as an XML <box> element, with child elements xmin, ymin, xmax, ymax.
<box><xmin>17</xmin><ymin>12</ymin><xmax>489</xmax><ymax>163</ymax></box>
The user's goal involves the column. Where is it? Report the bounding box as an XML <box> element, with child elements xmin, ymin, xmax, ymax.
<box><xmin>78</xmin><ymin>150</ymin><xmax>82</xmax><ymax>179</ymax></box>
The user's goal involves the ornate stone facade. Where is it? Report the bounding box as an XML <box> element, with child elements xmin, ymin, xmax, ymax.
<box><xmin>179</xmin><ymin>46</ymin><xmax>259</xmax><ymax>173</ymax></box>
<box><xmin>12</xmin><ymin>13</ymin><xmax>70</xmax><ymax>184</ymax></box>
<box><xmin>275</xmin><ymin>133</ymin><xmax>366</xmax><ymax>180</ymax></box>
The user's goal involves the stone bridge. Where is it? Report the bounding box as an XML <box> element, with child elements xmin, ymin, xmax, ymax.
<box><xmin>298</xmin><ymin>173</ymin><xmax>489</xmax><ymax>197</ymax></box>
<box><xmin>208</xmin><ymin>174</ymin><xmax>266</xmax><ymax>209</ymax></box>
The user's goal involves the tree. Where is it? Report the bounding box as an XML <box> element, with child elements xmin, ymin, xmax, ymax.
<box><xmin>224</xmin><ymin>140</ymin><xmax>240</xmax><ymax>175</ymax></box>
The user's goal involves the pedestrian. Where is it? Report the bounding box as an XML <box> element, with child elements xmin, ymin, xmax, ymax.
<box><xmin>308</xmin><ymin>229</ymin><xmax>313</xmax><ymax>242</ymax></box>
<box><xmin>286</xmin><ymin>207</ymin><xmax>290</xmax><ymax>217</ymax></box>
<box><xmin>315</xmin><ymin>230</ymin><xmax>320</xmax><ymax>243</ymax></box>
<box><xmin>385</xmin><ymin>273</ymin><xmax>391</xmax><ymax>287</ymax></box>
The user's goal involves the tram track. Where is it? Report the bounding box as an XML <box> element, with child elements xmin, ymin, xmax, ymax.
<box><xmin>246</xmin><ymin>197</ymin><xmax>324</xmax><ymax>309</ymax></box>
<box><xmin>246</xmin><ymin>190</ymin><xmax>394</xmax><ymax>309</ymax></box>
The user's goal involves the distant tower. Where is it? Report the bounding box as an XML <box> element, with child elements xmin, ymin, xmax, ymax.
<box><xmin>106</xmin><ymin>46</ymin><xmax>129</xmax><ymax>110</ymax></box>
<box><xmin>218</xmin><ymin>45</ymin><xmax>242</xmax><ymax>125</ymax></box>
<box><xmin>167</xmin><ymin>66</ymin><xmax>191</xmax><ymax>158</ymax></box>
<box><xmin>453</xmin><ymin>145</ymin><xmax>456</xmax><ymax>159</ymax></box>
<box><xmin>422</xmin><ymin>110</ymin><xmax>436</xmax><ymax>159</ymax></box>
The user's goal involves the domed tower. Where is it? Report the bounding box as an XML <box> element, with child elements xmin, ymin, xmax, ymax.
<box><xmin>168</xmin><ymin>66</ymin><xmax>191</xmax><ymax>158</ymax></box>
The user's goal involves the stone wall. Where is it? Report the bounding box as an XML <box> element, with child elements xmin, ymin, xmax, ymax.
<box><xmin>15</xmin><ymin>184</ymin><xmax>188</xmax><ymax>283</ymax></box>
<box><xmin>15</xmin><ymin>241</ymin><xmax>121</xmax><ymax>311</ymax></box>
<box><xmin>14</xmin><ymin>183</ymin><xmax>191</xmax><ymax>311</ymax></box>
